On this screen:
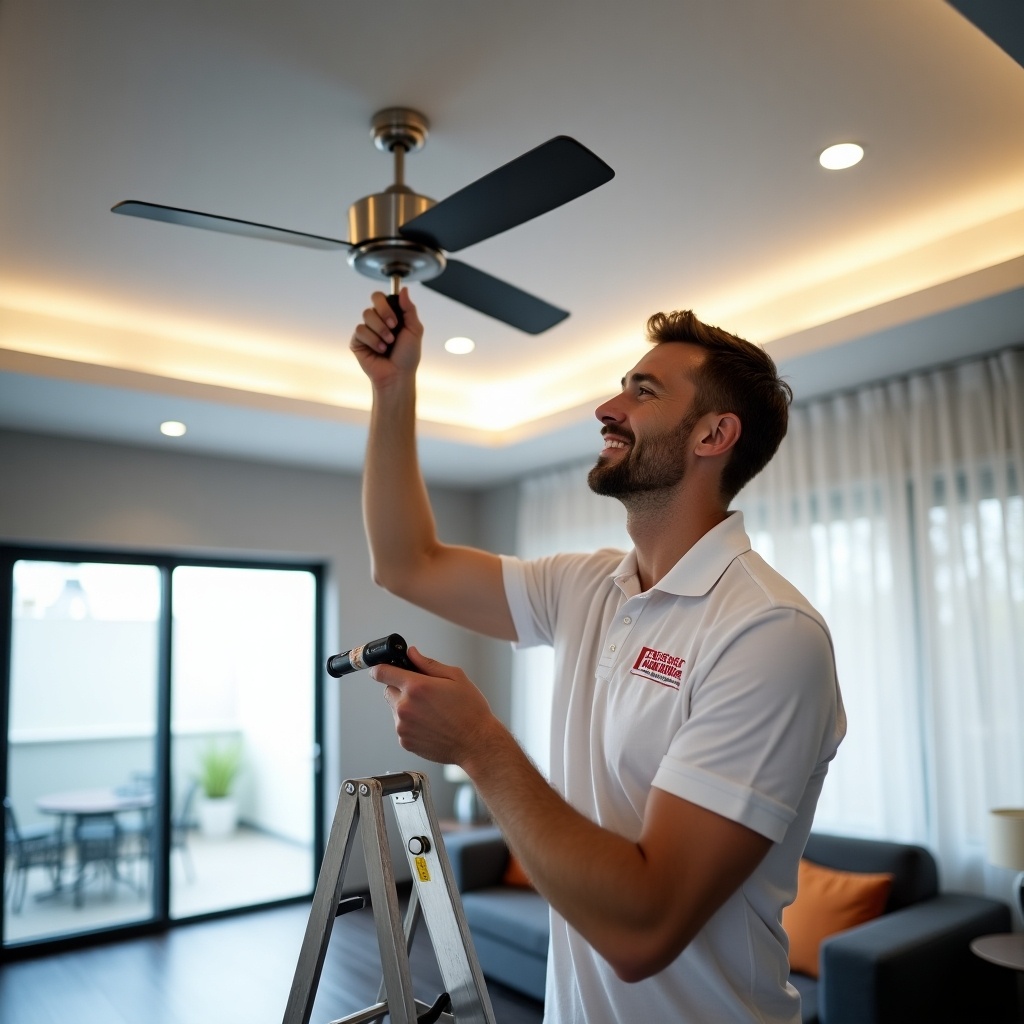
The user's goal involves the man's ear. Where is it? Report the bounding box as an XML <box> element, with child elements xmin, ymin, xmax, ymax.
<box><xmin>694</xmin><ymin>412</ymin><xmax>741</xmax><ymax>458</ymax></box>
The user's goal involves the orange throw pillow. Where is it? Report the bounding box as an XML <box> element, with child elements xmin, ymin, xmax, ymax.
<box><xmin>783</xmin><ymin>858</ymin><xmax>894</xmax><ymax>978</ymax></box>
<box><xmin>502</xmin><ymin>853</ymin><xmax>534</xmax><ymax>889</ymax></box>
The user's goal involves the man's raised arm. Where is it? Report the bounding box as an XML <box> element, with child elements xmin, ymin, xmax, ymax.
<box><xmin>350</xmin><ymin>289</ymin><xmax>517</xmax><ymax>641</ymax></box>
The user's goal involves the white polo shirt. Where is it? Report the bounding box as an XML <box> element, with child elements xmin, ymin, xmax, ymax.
<box><xmin>501</xmin><ymin>511</ymin><xmax>845</xmax><ymax>1024</ymax></box>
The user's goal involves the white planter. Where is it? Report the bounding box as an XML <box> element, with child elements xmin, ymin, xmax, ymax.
<box><xmin>197</xmin><ymin>796</ymin><xmax>238</xmax><ymax>839</ymax></box>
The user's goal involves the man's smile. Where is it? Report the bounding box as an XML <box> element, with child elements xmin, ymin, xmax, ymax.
<box><xmin>600</xmin><ymin>429</ymin><xmax>633</xmax><ymax>454</ymax></box>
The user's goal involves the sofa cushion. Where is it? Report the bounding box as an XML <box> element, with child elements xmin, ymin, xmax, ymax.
<box><xmin>783</xmin><ymin>858</ymin><xmax>893</xmax><ymax>977</ymax></box>
<box><xmin>502</xmin><ymin>853</ymin><xmax>535</xmax><ymax>888</ymax></box>
<box><xmin>471</xmin><ymin>928</ymin><xmax>548</xmax><ymax>1003</ymax></box>
<box><xmin>803</xmin><ymin>832</ymin><xmax>936</xmax><ymax>911</ymax></box>
<box><xmin>461</xmin><ymin>887</ymin><xmax>550</xmax><ymax>958</ymax></box>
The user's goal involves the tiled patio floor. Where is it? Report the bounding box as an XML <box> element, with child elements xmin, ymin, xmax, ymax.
<box><xmin>4</xmin><ymin>825</ymin><xmax>313</xmax><ymax>945</ymax></box>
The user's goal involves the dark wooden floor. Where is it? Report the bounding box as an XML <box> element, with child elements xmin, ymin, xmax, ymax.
<box><xmin>0</xmin><ymin>899</ymin><xmax>545</xmax><ymax>1024</ymax></box>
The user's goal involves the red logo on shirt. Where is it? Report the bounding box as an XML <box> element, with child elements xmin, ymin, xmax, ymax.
<box><xmin>630</xmin><ymin>646</ymin><xmax>684</xmax><ymax>689</ymax></box>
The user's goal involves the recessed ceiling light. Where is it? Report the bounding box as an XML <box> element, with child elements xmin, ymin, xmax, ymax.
<box><xmin>444</xmin><ymin>336</ymin><xmax>475</xmax><ymax>355</ymax></box>
<box><xmin>160</xmin><ymin>420</ymin><xmax>187</xmax><ymax>437</ymax></box>
<box><xmin>819</xmin><ymin>143</ymin><xmax>864</xmax><ymax>170</ymax></box>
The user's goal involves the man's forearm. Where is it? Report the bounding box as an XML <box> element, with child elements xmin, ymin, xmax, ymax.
<box><xmin>463</xmin><ymin>724</ymin><xmax>678</xmax><ymax>980</ymax></box>
<box><xmin>362</xmin><ymin>377</ymin><xmax>439</xmax><ymax>592</ymax></box>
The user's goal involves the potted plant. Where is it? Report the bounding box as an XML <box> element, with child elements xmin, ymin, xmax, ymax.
<box><xmin>195</xmin><ymin>740</ymin><xmax>242</xmax><ymax>839</ymax></box>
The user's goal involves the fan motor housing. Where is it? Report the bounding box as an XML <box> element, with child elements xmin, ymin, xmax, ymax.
<box><xmin>347</xmin><ymin>187</ymin><xmax>445</xmax><ymax>283</ymax></box>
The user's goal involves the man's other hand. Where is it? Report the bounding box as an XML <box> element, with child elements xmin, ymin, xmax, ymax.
<box><xmin>371</xmin><ymin>646</ymin><xmax>497</xmax><ymax>766</ymax></box>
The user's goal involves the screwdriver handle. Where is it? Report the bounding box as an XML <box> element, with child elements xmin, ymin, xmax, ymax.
<box><xmin>384</xmin><ymin>293</ymin><xmax>404</xmax><ymax>358</ymax></box>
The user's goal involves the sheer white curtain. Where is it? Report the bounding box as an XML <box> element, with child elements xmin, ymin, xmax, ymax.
<box><xmin>514</xmin><ymin>348</ymin><xmax>1024</xmax><ymax>893</ymax></box>
<box><xmin>736</xmin><ymin>384</ymin><xmax>929</xmax><ymax>847</ymax></box>
<box><xmin>733</xmin><ymin>350</ymin><xmax>1024</xmax><ymax>892</ymax></box>
<box><xmin>903</xmin><ymin>354</ymin><xmax>1024</xmax><ymax>891</ymax></box>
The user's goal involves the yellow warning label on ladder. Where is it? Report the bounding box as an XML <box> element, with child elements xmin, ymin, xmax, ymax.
<box><xmin>414</xmin><ymin>856</ymin><xmax>431</xmax><ymax>882</ymax></box>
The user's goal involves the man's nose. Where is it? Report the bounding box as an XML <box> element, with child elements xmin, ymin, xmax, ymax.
<box><xmin>595</xmin><ymin>395</ymin><xmax>625</xmax><ymax>423</ymax></box>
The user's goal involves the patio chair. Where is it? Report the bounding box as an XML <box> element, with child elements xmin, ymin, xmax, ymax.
<box><xmin>172</xmin><ymin>780</ymin><xmax>200</xmax><ymax>882</ymax></box>
<box><xmin>3</xmin><ymin>797</ymin><xmax>64</xmax><ymax>913</ymax></box>
<box><xmin>72</xmin><ymin>814</ymin><xmax>125</xmax><ymax>907</ymax></box>
<box><xmin>116</xmin><ymin>778</ymin><xmax>200</xmax><ymax>885</ymax></box>
<box><xmin>115</xmin><ymin>773</ymin><xmax>155</xmax><ymax>890</ymax></box>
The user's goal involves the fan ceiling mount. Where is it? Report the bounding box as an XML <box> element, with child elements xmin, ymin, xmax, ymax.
<box><xmin>112</xmin><ymin>108</ymin><xmax>614</xmax><ymax>335</ymax></box>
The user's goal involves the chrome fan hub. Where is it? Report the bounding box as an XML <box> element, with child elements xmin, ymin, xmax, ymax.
<box><xmin>347</xmin><ymin>237</ymin><xmax>446</xmax><ymax>283</ymax></box>
<box><xmin>347</xmin><ymin>187</ymin><xmax>444</xmax><ymax>283</ymax></box>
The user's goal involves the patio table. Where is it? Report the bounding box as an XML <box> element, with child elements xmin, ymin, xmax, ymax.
<box><xmin>37</xmin><ymin>787</ymin><xmax>154</xmax><ymax>905</ymax></box>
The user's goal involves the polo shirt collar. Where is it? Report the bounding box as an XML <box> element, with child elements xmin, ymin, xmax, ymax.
<box><xmin>610</xmin><ymin>511</ymin><xmax>751</xmax><ymax>598</ymax></box>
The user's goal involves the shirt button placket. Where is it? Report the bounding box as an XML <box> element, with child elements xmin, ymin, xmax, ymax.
<box><xmin>604</xmin><ymin>603</ymin><xmax>641</xmax><ymax>664</ymax></box>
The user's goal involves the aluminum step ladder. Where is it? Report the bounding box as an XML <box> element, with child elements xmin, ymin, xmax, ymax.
<box><xmin>283</xmin><ymin>770</ymin><xmax>497</xmax><ymax>1024</ymax></box>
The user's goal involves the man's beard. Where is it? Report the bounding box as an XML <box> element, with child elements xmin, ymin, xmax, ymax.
<box><xmin>587</xmin><ymin>411</ymin><xmax>700</xmax><ymax>499</ymax></box>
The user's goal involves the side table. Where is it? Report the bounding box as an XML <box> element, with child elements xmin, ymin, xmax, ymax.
<box><xmin>971</xmin><ymin>933</ymin><xmax>1024</xmax><ymax>972</ymax></box>
<box><xmin>972</xmin><ymin>934</ymin><xmax>1024</xmax><ymax>1024</ymax></box>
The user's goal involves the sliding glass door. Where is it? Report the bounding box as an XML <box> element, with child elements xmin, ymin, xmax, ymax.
<box><xmin>1</xmin><ymin>549</ymin><xmax>321</xmax><ymax>951</ymax></box>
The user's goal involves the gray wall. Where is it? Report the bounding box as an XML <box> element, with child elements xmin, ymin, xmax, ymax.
<box><xmin>0</xmin><ymin>428</ymin><xmax>518</xmax><ymax>880</ymax></box>
<box><xmin>476</xmin><ymin>481</ymin><xmax>519</xmax><ymax>726</ymax></box>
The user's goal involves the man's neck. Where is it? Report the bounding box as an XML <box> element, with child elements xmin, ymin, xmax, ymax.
<box><xmin>623</xmin><ymin>489</ymin><xmax>728</xmax><ymax>592</ymax></box>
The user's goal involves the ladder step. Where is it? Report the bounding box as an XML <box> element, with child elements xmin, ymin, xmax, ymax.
<box><xmin>335</xmin><ymin>896</ymin><xmax>366</xmax><ymax>917</ymax></box>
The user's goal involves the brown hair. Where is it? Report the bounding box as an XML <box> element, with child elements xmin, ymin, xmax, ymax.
<box><xmin>646</xmin><ymin>310</ymin><xmax>792</xmax><ymax>501</ymax></box>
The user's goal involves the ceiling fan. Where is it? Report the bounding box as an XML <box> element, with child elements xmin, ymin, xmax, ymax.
<box><xmin>112</xmin><ymin>108</ymin><xmax>615</xmax><ymax>335</ymax></box>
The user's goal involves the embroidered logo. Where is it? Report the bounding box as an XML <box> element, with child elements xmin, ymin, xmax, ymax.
<box><xmin>630</xmin><ymin>646</ymin><xmax>684</xmax><ymax>689</ymax></box>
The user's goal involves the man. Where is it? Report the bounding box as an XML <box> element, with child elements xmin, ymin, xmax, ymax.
<box><xmin>350</xmin><ymin>289</ymin><xmax>845</xmax><ymax>1024</ymax></box>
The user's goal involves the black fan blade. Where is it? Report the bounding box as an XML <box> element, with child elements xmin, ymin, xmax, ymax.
<box><xmin>399</xmin><ymin>136</ymin><xmax>613</xmax><ymax>253</ymax></box>
<box><xmin>424</xmin><ymin>259</ymin><xmax>568</xmax><ymax>334</ymax></box>
<box><xmin>111</xmin><ymin>201</ymin><xmax>350</xmax><ymax>251</ymax></box>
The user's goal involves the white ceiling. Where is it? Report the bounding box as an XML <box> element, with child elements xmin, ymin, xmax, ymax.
<box><xmin>1</xmin><ymin>0</ymin><xmax>1023</xmax><ymax>488</ymax></box>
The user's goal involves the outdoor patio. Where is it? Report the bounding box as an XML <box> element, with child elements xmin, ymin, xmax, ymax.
<box><xmin>4</xmin><ymin>825</ymin><xmax>313</xmax><ymax>945</ymax></box>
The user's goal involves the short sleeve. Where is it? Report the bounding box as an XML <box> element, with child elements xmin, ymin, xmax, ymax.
<box><xmin>501</xmin><ymin>550</ymin><xmax>626</xmax><ymax>651</ymax></box>
<box><xmin>500</xmin><ymin>554</ymin><xmax>552</xmax><ymax>649</ymax></box>
<box><xmin>652</xmin><ymin>608</ymin><xmax>842</xmax><ymax>842</ymax></box>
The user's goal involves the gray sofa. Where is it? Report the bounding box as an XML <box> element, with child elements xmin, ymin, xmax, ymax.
<box><xmin>444</xmin><ymin>827</ymin><xmax>1018</xmax><ymax>1023</ymax></box>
